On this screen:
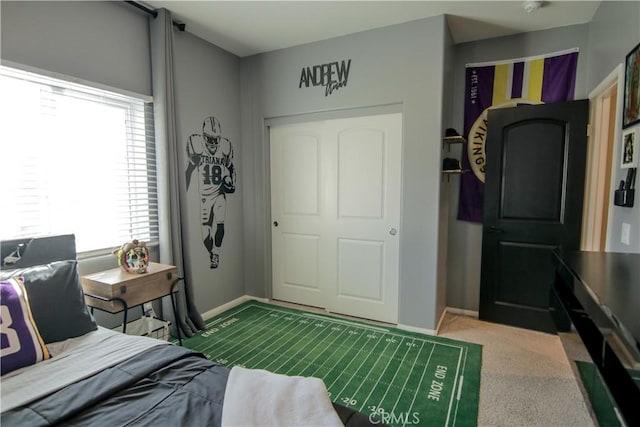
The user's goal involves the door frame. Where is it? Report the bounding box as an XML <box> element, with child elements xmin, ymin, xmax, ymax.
<box><xmin>582</xmin><ymin>64</ymin><xmax>624</xmax><ymax>251</ymax></box>
<box><xmin>263</xmin><ymin>104</ymin><xmax>404</xmax><ymax>301</ymax></box>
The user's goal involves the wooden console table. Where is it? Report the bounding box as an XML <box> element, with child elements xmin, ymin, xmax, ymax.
<box><xmin>80</xmin><ymin>262</ymin><xmax>182</xmax><ymax>345</ymax></box>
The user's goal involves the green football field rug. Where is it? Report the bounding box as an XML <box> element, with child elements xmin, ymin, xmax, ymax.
<box><xmin>575</xmin><ymin>361</ymin><xmax>623</xmax><ymax>427</ymax></box>
<box><xmin>180</xmin><ymin>300</ymin><xmax>482</xmax><ymax>427</ymax></box>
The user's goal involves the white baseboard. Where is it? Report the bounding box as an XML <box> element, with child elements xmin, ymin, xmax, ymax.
<box><xmin>435</xmin><ymin>308</ymin><xmax>447</xmax><ymax>335</ymax></box>
<box><xmin>246</xmin><ymin>295</ymin><xmax>270</xmax><ymax>303</ymax></box>
<box><xmin>397</xmin><ymin>323</ymin><xmax>436</xmax><ymax>336</ymax></box>
<box><xmin>397</xmin><ymin>307</ymin><xmax>448</xmax><ymax>336</ymax></box>
<box><xmin>446</xmin><ymin>307</ymin><xmax>479</xmax><ymax>318</ymax></box>
<box><xmin>201</xmin><ymin>295</ymin><xmax>270</xmax><ymax>321</ymax></box>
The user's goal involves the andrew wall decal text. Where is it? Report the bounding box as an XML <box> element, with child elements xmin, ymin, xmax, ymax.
<box><xmin>299</xmin><ymin>59</ymin><xmax>351</xmax><ymax>96</ymax></box>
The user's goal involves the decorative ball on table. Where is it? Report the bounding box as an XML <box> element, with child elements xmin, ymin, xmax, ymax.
<box><xmin>113</xmin><ymin>239</ymin><xmax>150</xmax><ymax>274</ymax></box>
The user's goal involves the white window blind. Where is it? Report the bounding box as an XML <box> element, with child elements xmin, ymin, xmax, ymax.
<box><xmin>0</xmin><ymin>66</ymin><xmax>158</xmax><ymax>254</ymax></box>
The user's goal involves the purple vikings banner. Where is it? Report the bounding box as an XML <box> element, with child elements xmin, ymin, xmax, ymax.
<box><xmin>458</xmin><ymin>49</ymin><xmax>579</xmax><ymax>222</ymax></box>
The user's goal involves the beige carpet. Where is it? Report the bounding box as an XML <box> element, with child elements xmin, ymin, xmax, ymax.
<box><xmin>438</xmin><ymin>313</ymin><xmax>595</xmax><ymax>427</ymax></box>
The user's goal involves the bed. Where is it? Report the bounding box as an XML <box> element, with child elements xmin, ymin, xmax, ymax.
<box><xmin>0</xmin><ymin>236</ymin><xmax>380</xmax><ymax>426</ymax></box>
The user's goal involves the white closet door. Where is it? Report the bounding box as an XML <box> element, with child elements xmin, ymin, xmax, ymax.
<box><xmin>324</xmin><ymin>114</ymin><xmax>401</xmax><ymax>323</ymax></box>
<box><xmin>270</xmin><ymin>123</ymin><xmax>327</xmax><ymax>308</ymax></box>
<box><xmin>270</xmin><ymin>113</ymin><xmax>402</xmax><ymax>323</ymax></box>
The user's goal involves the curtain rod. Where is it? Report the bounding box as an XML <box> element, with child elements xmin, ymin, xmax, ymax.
<box><xmin>125</xmin><ymin>1</ymin><xmax>186</xmax><ymax>31</ymax></box>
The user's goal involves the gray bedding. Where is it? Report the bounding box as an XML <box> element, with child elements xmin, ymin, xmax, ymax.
<box><xmin>2</xmin><ymin>345</ymin><xmax>382</xmax><ymax>427</ymax></box>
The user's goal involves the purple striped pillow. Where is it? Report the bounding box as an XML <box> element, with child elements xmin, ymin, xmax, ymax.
<box><xmin>1</xmin><ymin>277</ymin><xmax>50</xmax><ymax>376</ymax></box>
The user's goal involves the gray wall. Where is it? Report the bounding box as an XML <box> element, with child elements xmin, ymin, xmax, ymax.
<box><xmin>447</xmin><ymin>2</ymin><xmax>640</xmax><ymax>312</ymax></box>
<box><xmin>4</xmin><ymin>0</ymin><xmax>635</xmax><ymax>325</ymax></box>
<box><xmin>446</xmin><ymin>24</ymin><xmax>591</xmax><ymax>312</ymax></box>
<box><xmin>173</xmin><ymin>30</ymin><xmax>245</xmax><ymax>314</ymax></box>
<box><xmin>0</xmin><ymin>1</ymin><xmax>245</xmax><ymax>321</ymax></box>
<box><xmin>587</xmin><ymin>1</ymin><xmax>640</xmax><ymax>253</ymax></box>
<box><xmin>586</xmin><ymin>1</ymin><xmax>640</xmax><ymax>91</ymax></box>
<box><xmin>240</xmin><ymin>16</ymin><xmax>449</xmax><ymax>330</ymax></box>
<box><xmin>1</xmin><ymin>1</ymin><xmax>154</xmax><ymax>327</ymax></box>
<box><xmin>1</xmin><ymin>1</ymin><xmax>151</xmax><ymax>97</ymax></box>
<box><xmin>437</xmin><ymin>24</ymin><xmax>455</xmax><ymax>324</ymax></box>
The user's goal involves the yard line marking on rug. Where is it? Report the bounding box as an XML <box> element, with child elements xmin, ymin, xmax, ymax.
<box><xmin>237</xmin><ymin>316</ymin><xmax>323</xmax><ymax>368</ymax></box>
<box><xmin>436</xmin><ymin>345</ymin><xmax>465</xmax><ymax>427</ymax></box>
<box><xmin>274</xmin><ymin>320</ymin><xmax>342</xmax><ymax>373</ymax></box>
<box><xmin>388</xmin><ymin>340</ymin><xmax>426</xmax><ymax>416</ymax></box>
<box><xmin>453</xmin><ymin>348</ymin><xmax>469</xmax><ymax>425</ymax></box>
<box><xmin>335</xmin><ymin>335</ymin><xmax>394</xmax><ymax>406</ymax></box>
<box><xmin>324</xmin><ymin>329</ymin><xmax>371</xmax><ymax>391</ymax></box>
<box><xmin>306</xmin><ymin>310</ymin><xmax>467</xmax><ymax>353</ymax></box>
<box><xmin>265</xmin><ymin>317</ymin><xmax>342</xmax><ymax>373</ymax></box>
<box><xmin>457</xmin><ymin>376</ymin><xmax>464</xmax><ymax>400</ymax></box>
<box><xmin>201</xmin><ymin>308</ymin><xmax>299</xmax><ymax>360</ymax></box>
<box><xmin>369</xmin><ymin>337</ymin><xmax>414</xmax><ymax>413</ymax></box>
<box><xmin>218</xmin><ymin>308</ymin><xmax>318</xmax><ymax>361</ymax></box>
<box><xmin>203</xmin><ymin>302</ymin><xmax>466</xmax><ymax>367</ymax></box>
<box><xmin>247</xmin><ymin>305</ymin><xmax>393</xmax><ymax>336</ymax></box>
<box><xmin>333</xmin><ymin>335</ymin><xmax>401</xmax><ymax>405</ymax></box>
<box><xmin>281</xmin><ymin>323</ymin><xmax>350</xmax><ymax>376</ymax></box>
<box><xmin>303</xmin><ymin>310</ymin><xmax>467</xmax><ymax>358</ymax></box>
<box><xmin>359</xmin><ymin>339</ymin><xmax>423</xmax><ymax>415</ymax></box>
<box><xmin>205</xmin><ymin>307</ymin><xmax>318</xmax><ymax>364</ymax></box>
<box><xmin>207</xmin><ymin>302</ymin><xmax>466</xmax><ymax>353</ymax></box>
<box><xmin>236</xmin><ymin>309</ymin><xmax>388</xmax><ymax>376</ymax></box>
<box><xmin>444</xmin><ymin>345</ymin><xmax>465</xmax><ymax>427</ymax></box>
<box><xmin>357</xmin><ymin>335</ymin><xmax>410</xmax><ymax>402</ymax></box>
<box><xmin>263</xmin><ymin>319</ymin><xmax>336</xmax><ymax>372</ymax></box>
<box><xmin>222</xmin><ymin>310</ymin><xmax>314</xmax><ymax>362</ymax></box>
<box><xmin>198</xmin><ymin>310</ymin><xmax>280</xmax><ymax>358</ymax></box>
<box><xmin>204</xmin><ymin>302</ymin><xmax>298</xmax><ymax>332</ymax></box>
<box><xmin>197</xmin><ymin>312</ymin><xmax>276</xmax><ymax>359</ymax></box>
<box><xmin>205</xmin><ymin>317</ymin><xmax>227</xmax><ymax>328</ymax></box>
<box><xmin>450</xmin><ymin>346</ymin><xmax>468</xmax><ymax>427</ymax></box>
<box><xmin>200</xmin><ymin>306</ymin><xmax>270</xmax><ymax>342</ymax></box>
<box><xmin>405</xmin><ymin>344</ymin><xmax>436</xmax><ymax>419</ymax></box>
<box><xmin>247</xmin><ymin>315</ymin><xmax>332</xmax><ymax>369</ymax></box>
<box><xmin>302</xmin><ymin>313</ymin><xmax>391</xmax><ymax>334</ymax></box>
<box><xmin>292</xmin><ymin>326</ymin><xmax>350</xmax><ymax>374</ymax></box>
<box><xmin>223</xmin><ymin>312</ymin><xmax>318</xmax><ymax>367</ymax></box>
<box><xmin>199</xmin><ymin>309</ymin><xmax>291</xmax><ymax>363</ymax></box>
<box><xmin>309</xmin><ymin>326</ymin><xmax>369</xmax><ymax>380</ymax></box>
<box><xmin>259</xmin><ymin>304</ymin><xmax>468</xmax><ymax>354</ymax></box>
<box><xmin>330</xmin><ymin>331</ymin><xmax>391</xmax><ymax>396</ymax></box>
<box><xmin>294</xmin><ymin>326</ymin><xmax>351</xmax><ymax>377</ymax></box>
<box><xmin>204</xmin><ymin>304</ymin><xmax>258</xmax><ymax>328</ymax></box>
<box><xmin>201</xmin><ymin>307</ymin><xmax>275</xmax><ymax>342</ymax></box>
<box><xmin>391</xmin><ymin>343</ymin><xmax>436</xmax><ymax>425</ymax></box>
<box><xmin>274</xmin><ymin>322</ymin><xmax>336</xmax><ymax>372</ymax></box>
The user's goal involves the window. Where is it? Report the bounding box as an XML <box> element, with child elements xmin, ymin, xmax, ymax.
<box><xmin>0</xmin><ymin>65</ymin><xmax>158</xmax><ymax>254</ymax></box>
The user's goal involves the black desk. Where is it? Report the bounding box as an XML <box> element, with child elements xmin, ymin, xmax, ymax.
<box><xmin>551</xmin><ymin>250</ymin><xmax>640</xmax><ymax>426</ymax></box>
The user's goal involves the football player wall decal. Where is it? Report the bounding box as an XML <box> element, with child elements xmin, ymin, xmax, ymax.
<box><xmin>185</xmin><ymin>116</ymin><xmax>236</xmax><ymax>269</ymax></box>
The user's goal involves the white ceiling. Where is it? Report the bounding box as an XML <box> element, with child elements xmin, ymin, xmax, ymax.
<box><xmin>144</xmin><ymin>1</ymin><xmax>602</xmax><ymax>57</ymax></box>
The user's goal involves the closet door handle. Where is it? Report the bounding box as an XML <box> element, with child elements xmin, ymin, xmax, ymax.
<box><xmin>273</xmin><ymin>221</ymin><xmax>279</xmax><ymax>227</ymax></box>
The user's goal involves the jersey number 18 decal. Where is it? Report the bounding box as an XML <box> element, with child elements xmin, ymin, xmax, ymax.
<box><xmin>203</xmin><ymin>164</ymin><xmax>223</xmax><ymax>185</ymax></box>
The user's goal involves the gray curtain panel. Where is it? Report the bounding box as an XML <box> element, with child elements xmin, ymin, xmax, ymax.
<box><xmin>150</xmin><ymin>8</ymin><xmax>205</xmax><ymax>337</ymax></box>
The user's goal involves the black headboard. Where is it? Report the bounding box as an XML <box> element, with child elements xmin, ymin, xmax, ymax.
<box><xmin>1</xmin><ymin>234</ymin><xmax>77</xmax><ymax>268</ymax></box>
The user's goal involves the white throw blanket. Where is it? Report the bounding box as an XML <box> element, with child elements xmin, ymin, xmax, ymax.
<box><xmin>222</xmin><ymin>367</ymin><xmax>344</xmax><ymax>427</ymax></box>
